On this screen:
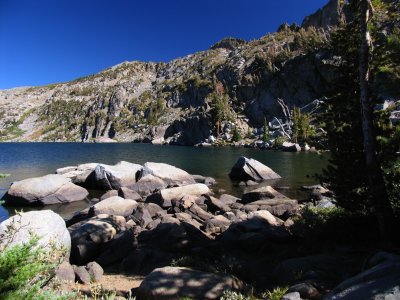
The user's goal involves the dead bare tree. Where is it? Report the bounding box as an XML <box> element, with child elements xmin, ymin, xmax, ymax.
<box><xmin>359</xmin><ymin>0</ymin><xmax>394</xmax><ymax>243</ymax></box>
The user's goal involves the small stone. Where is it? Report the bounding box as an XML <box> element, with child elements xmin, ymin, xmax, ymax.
<box><xmin>282</xmin><ymin>292</ymin><xmax>301</xmax><ymax>300</ymax></box>
<box><xmin>73</xmin><ymin>265</ymin><xmax>91</xmax><ymax>284</ymax></box>
<box><xmin>55</xmin><ymin>261</ymin><xmax>75</xmax><ymax>282</ymax></box>
<box><xmin>86</xmin><ymin>261</ymin><xmax>104</xmax><ymax>282</ymax></box>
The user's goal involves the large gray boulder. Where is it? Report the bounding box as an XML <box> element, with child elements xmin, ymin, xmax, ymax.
<box><xmin>324</xmin><ymin>260</ymin><xmax>400</xmax><ymax>300</ymax></box>
<box><xmin>90</xmin><ymin>161</ymin><xmax>143</xmax><ymax>190</ymax></box>
<box><xmin>95</xmin><ymin>229</ymin><xmax>138</xmax><ymax>266</ymax></box>
<box><xmin>70</xmin><ymin>214</ymin><xmax>126</xmax><ymax>245</ymax></box>
<box><xmin>92</xmin><ymin>196</ymin><xmax>138</xmax><ymax>217</ymax></box>
<box><xmin>241</xmin><ymin>186</ymin><xmax>294</xmax><ymax>204</ymax></box>
<box><xmin>0</xmin><ymin>210</ymin><xmax>71</xmax><ymax>259</ymax></box>
<box><xmin>229</xmin><ymin>156</ymin><xmax>281</xmax><ymax>182</ymax></box>
<box><xmin>128</xmin><ymin>174</ymin><xmax>167</xmax><ymax>196</ymax></box>
<box><xmin>274</xmin><ymin>254</ymin><xmax>362</xmax><ymax>286</ymax></box>
<box><xmin>2</xmin><ymin>174</ymin><xmax>89</xmax><ymax>206</ymax></box>
<box><xmin>137</xmin><ymin>266</ymin><xmax>244</xmax><ymax>299</ymax></box>
<box><xmin>161</xmin><ymin>183</ymin><xmax>210</xmax><ymax>203</ymax></box>
<box><xmin>142</xmin><ymin>162</ymin><xmax>196</xmax><ymax>186</ymax></box>
<box><xmin>57</xmin><ymin>163</ymin><xmax>99</xmax><ymax>185</ymax></box>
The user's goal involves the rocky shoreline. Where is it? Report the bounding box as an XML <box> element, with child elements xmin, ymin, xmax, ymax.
<box><xmin>1</xmin><ymin>157</ymin><xmax>398</xmax><ymax>299</ymax></box>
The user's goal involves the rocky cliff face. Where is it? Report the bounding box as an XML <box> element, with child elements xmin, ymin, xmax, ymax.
<box><xmin>302</xmin><ymin>0</ymin><xmax>342</xmax><ymax>29</ymax></box>
<box><xmin>0</xmin><ymin>2</ymin><xmax>344</xmax><ymax>145</ymax></box>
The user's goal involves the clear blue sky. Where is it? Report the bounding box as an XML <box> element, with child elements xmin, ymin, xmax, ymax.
<box><xmin>0</xmin><ymin>0</ymin><xmax>328</xmax><ymax>89</ymax></box>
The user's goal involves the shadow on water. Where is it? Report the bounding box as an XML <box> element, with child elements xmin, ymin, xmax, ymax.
<box><xmin>0</xmin><ymin>143</ymin><xmax>328</xmax><ymax>220</ymax></box>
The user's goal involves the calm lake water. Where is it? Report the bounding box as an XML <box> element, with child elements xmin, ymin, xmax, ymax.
<box><xmin>0</xmin><ymin>143</ymin><xmax>328</xmax><ymax>221</ymax></box>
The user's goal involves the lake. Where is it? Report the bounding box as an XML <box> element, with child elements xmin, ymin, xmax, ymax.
<box><xmin>0</xmin><ymin>143</ymin><xmax>327</xmax><ymax>221</ymax></box>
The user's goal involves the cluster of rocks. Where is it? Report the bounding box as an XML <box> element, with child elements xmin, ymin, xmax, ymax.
<box><xmin>1</xmin><ymin>157</ymin><xmax>398</xmax><ymax>299</ymax></box>
<box><xmin>56</xmin><ymin>261</ymin><xmax>104</xmax><ymax>285</ymax></box>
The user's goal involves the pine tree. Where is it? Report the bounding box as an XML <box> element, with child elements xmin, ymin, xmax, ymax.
<box><xmin>232</xmin><ymin>126</ymin><xmax>242</xmax><ymax>142</ymax></box>
<box><xmin>320</xmin><ymin>0</ymin><xmax>399</xmax><ymax>241</ymax></box>
<box><xmin>292</xmin><ymin>107</ymin><xmax>310</xmax><ymax>143</ymax></box>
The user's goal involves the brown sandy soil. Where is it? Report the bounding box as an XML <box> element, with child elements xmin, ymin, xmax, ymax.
<box><xmin>57</xmin><ymin>273</ymin><xmax>143</xmax><ymax>299</ymax></box>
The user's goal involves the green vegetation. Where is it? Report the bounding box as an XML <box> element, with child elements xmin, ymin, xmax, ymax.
<box><xmin>208</xmin><ymin>80</ymin><xmax>233</xmax><ymax>137</ymax></box>
<box><xmin>293</xmin><ymin>206</ymin><xmax>347</xmax><ymax>233</ymax></box>
<box><xmin>232</xmin><ymin>126</ymin><xmax>242</xmax><ymax>142</ymax></box>
<box><xmin>147</xmin><ymin>98</ymin><xmax>166</xmax><ymax>126</ymax></box>
<box><xmin>39</xmin><ymin>99</ymin><xmax>85</xmax><ymax>141</ymax></box>
<box><xmin>320</xmin><ymin>0</ymin><xmax>400</xmax><ymax>221</ymax></box>
<box><xmin>274</xmin><ymin>136</ymin><xmax>289</xmax><ymax>147</ymax></box>
<box><xmin>69</xmin><ymin>86</ymin><xmax>95</xmax><ymax>96</ymax></box>
<box><xmin>291</xmin><ymin>107</ymin><xmax>311</xmax><ymax>143</ymax></box>
<box><xmin>139</xmin><ymin>90</ymin><xmax>152</xmax><ymax>102</ymax></box>
<box><xmin>174</xmin><ymin>75</ymin><xmax>213</xmax><ymax>95</ymax></box>
<box><xmin>262</xmin><ymin>286</ymin><xmax>289</xmax><ymax>300</ymax></box>
<box><xmin>245</xmin><ymin>24</ymin><xmax>328</xmax><ymax>72</ymax></box>
<box><xmin>0</xmin><ymin>173</ymin><xmax>10</xmax><ymax>178</ymax></box>
<box><xmin>0</xmin><ymin>120</ymin><xmax>25</xmax><ymax>140</ymax></box>
<box><xmin>0</xmin><ymin>108</ymin><xmax>35</xmax><ymax>140</ymax></box>
<box><xmin>0</xmin><ymin>236</ymin><xmax>73</xmax><ymax>299</ymax></box>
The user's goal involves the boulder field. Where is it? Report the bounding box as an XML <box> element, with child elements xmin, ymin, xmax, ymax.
<box><xmin>1</xmin><ymin>156</ymin><xmax>398</xmax><ymax>299</ymax></box>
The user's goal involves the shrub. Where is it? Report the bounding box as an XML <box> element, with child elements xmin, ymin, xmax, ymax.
<box><xmin>262</xmin><ymin>117</ymin><xmax>270</xmax><ymax>142</ymax></box>
<box><xmin>274</xmin><ymin>136</ymin><xmax>288</xmax><ymax>146</ymax></box>
<box><xmin>291</xmin><ymin>206</ymin><xmax>380</xmax><ymax>246</ymax></box>
<box><xmin>232</xmin><ymin>126</ymin><xmax>242</xmax><ymax>142</ymax></box>
<box><xmin>0</xmin><ymin>235</ymin><xmax>74</xmax><ymax>299</ymax></box>
<box><xmin>262</xmin><ymin>286</ymin><xmax>289</xmax><ymax>300</ymax></box>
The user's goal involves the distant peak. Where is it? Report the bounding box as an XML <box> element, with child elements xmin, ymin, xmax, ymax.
<box><xmin>210</xmin><ymin>37</ymin><xmax>247</xmax><ymax>51</ymax></box>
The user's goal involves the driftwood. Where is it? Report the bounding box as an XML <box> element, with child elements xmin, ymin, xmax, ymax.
<box><xmin>277</xmin><ymin>98</ymin><xmax>291</xmax><ymax>126</ymax></box>
<box><xmin>272</xmin><ymin>117</ymin><xmax>291</xmax><ymax>139</ymax></box>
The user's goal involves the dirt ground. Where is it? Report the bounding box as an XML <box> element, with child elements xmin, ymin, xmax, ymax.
<box><xmin>58</xmin><ymin>273</ymin><xmax>143</xmax><ymax>299</ymax></box>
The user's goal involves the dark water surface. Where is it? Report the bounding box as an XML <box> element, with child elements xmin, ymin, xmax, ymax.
<box><xmin>0</xmin><ymin>143</ymin><xmax>327</xmax><ymax>221</ymax></box>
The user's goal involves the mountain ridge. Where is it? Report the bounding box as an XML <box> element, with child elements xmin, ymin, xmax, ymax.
<box><xmin>0</xmin><ymin>0</ymin><xmax>349</xmax><ymax>144</ymax></box>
